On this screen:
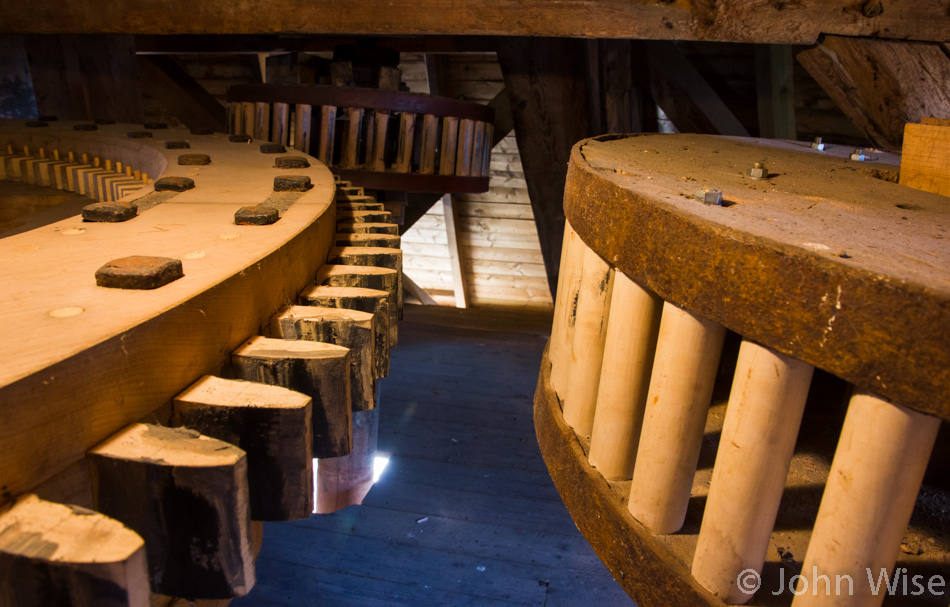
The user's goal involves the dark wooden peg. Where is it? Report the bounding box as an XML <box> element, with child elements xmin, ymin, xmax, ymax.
<box><xmin>126</xmin><ymin>131</ymin><xmax>152</xmax><ymax>139</ymax></box>
<box><xmin>153</xmin><ymin>176</ymin><xmax>195</xmax><ymax>192</ymax></box>
<box><xmin>274</xmin><ymin>175</ymin><xmax>313</xmax><ymax>192</ymax></box>
<box><xmin>259</xmin><ymin>143</ymin><xmax>286</xmax><ymax>154</ymax></box>
<box><xmin>88</xmin><ymin>423</ymin><xmax>255</xmax><ymax>599</ymax></box>
<box><xmin>82</xmin><ymin>201</ymin><xmax>138</xmax><ymax>223</ymax></box>
<box><xmin>178</xmin><ymin>154</ymin><xmax>211</xmax><ymax>165</ymax></box>
<box><xmin>274</xmin><ymin>156</ymin><xmax>310</xmax><ymax>169</ymax></box>
<box><xmin>173</xmin><ymin>375</ymin><xmax>313</xmax><ymax>521</ymax></box>
<box><xmin>95</xmin><ymin>256</ymin><xmax>184</xmax><ymax>290</ymax></box>
<box><xmin>0</xmin><ymin>494</ymin><xmax>150</xmax><ymax>607</ymax></box>
<box><xmin>232</xmin><ymin>336</ymin><xmax>352</xmax><ymax>459</ymax></box>
<box><xmin>235</xmin><ymin>205</ymin><xmax>280</xmax><ymax>225</ymax></box>
<box><xmin>165</xmin><ymin>141</ymin><xmax>191</xmax><ymax>149</ymax></box>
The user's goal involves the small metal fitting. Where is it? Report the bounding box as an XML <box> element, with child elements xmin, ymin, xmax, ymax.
<box><xmin>235</xmin><ymin>205</ymin><xmax>280</xmax><ymax>225</ymax></box>
<box><xmin>178</xmin><ymin>154</ymin><xmax>211</xmax><ymax>166</ymax></box>
<box><xmin>694</xmin><ymin>188</ymin><xmax>723</xmax><ymax>206</ymax></box>
<box><xmin>746</xmin><ymin>162</ymin><xmax>768</xmax><ymax>180</ymax></box>
<box><xmin>154</xmin><ymin>176</ymin><xmax>195</xmax><ymax>192</ymax></box>
<box><xmin>274</xmin><ymin>175</ymin><xmax>313</xmax><ymax>192</ymax></box>
<box><xmin>95</xmin><ymin>256</ymin><xmax>184</xmax><ymax>290</ymax></box>
<box><xmin>850</xmin><ymin>149</ymin><xmax>866</xmax><ymax>161</ymax></box>
<box><xmin>811</xmin><ymin>137</ymin><xmax>825</xmax><ymax>151</ymax></box>
<box><xmin>82</xmin><ymin>202</ymin><xmax>138</xmax><ymax>223</ymax></box>
<box><xmin>274</xmin><ymin>156</ymin><xmax>311</xmax><ymax>169</ymax></box>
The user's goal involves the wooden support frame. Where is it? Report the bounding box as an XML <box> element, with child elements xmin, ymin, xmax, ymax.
<box><xmin>441</xmin><ymin>194</ymin><xmax>468</xmax><ymax>309</ymax></box>
<box><xmin>755</xmin><ymin>44</ymin><xmax>796</xmax><ymax>140</ymax></box>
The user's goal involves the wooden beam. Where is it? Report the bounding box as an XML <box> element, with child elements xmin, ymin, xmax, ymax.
<box><xmin>137</xmin><ymin>55</ymin><xmax>228</xmax><ymax>133</ymax></box>
<box><xmin>402</xmin><ymin>273</ymin><xmax>439</xmax><ymax>306</ymax></box>
<box><xmin>442</xmin><ymin>194</ymin><xmax>468</xmax><ymax>309</ymax></box>
<box><xmin>487</xmin><ymin>86</ymin><xmax>514</xmax><ymax>146</ymax></box>
<box><xmin>498</xmin><ymin>37</ymin><xmax>592</xmax><ymax>296</ymax></box>
<box><xmin>755</xmin><ymin>44</ymin><xmax>796</xmax><ymax>140</ymax></box>
<box><xmin>797</xmin><ymin>36</ymin><xmax>950</xmax><ymax>151</ymax></box>
<box><xmin>25</xmin><ymin>35</ymin><xmax>143</xmax><ymax>123</ymax></box>
<box><xmin>641</xmin><ymin>41</ymin><xmax>749</xmax><ymax>137</ymax></box>
<box><xmin>6</xmin><ymin>3</ymin><xmax>950</xmax><ymax>43</ymax></box>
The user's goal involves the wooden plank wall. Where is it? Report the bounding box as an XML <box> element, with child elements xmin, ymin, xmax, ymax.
<box><xmin>400</xmin><ymin>53</ymin><xmax>554</xmax><ymax>308</ymax></box>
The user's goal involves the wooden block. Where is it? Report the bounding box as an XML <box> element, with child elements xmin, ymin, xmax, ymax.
<box><xmin>328</xmin><ymin>246</ymin><xmax>403</xmax><ymax>318</ymax></box>
<box><xmin>317</xmin><ymin>105</ymin><xmax>337</xmax><ymax>167</ymax></box>
<box><xmin>455</xmin><ymin>118</ymin><xmax>475</xmax><ymax>177</ymax></box>
<box><xmin>272</xmin><ymin>306</ymin><xmax>376</xmax><ymax>411</ymax></box>
<box><xmin>336</xmin><ymin>201</ymin><xmax>385</xmax><ymax>212</ymax></box>
<box><xmin>439</xmin><ymin>116</ymin><xmax>459</xmax><ymax>176</ymax></box>
<box><xmin>88</xmin><ymin>424</ymin><xmax>254</xmax><ymax>600</ymax></box>
<box><xmin>0</xmin><ymin>494</ymin><xmax>149</xmax><ymax>607</ymax></box>
<box><xmin>317</xmin><ymin>264</ymin><xmax>399</xmax><ymax>346</ymax></box>
<box><xmin>371</xmin><ymin>110</ymin><xmax>390</xmax><ymax>172</ymax></box>
<box><xmin>316</xmin><ymin>408</ymin><xmax>378</xmax><ymax>514</ymax></box>
<box><xmin>173</xmin><ymin>376</ymin><xmax>313</xmax><ymax>521</ymax></box>
<box><xmin>334</xmin><ymin>232</ymin><xmax>400</xmax><ymax>249</ymax></box>
<box><xmin>394</xmin><ymin>111</ymin><xmax>416</xmax><ymax>173</ymax></box>
<box><xmin>340</xmin><ymin>107</ymin><xmax>363</xmax><ymax>170</ymax></box>
<box><xmin>419</xmin><ymin>114</ymin><xmax>439</xmax><ymax>175</ymax></box>
<box><xmin>293</xmin><ymin>103</ymin><xmax>312</xmax><ymax>153</ymax></box>
<box><xmin>336</xmin><ymin>210</ymin><xmax>393</xmax><ymax>224</ymax></box>
<box><xmin>231</xmin><ymin>336</ymin><xmax>352</xmax><ymax>460</ymax></box>
<box><xmin>299</xmin><ymin>284</ymin><xmax>390</xmax><ymax>378</ymax></box>
<box><xmin>272</xmin><ymin>102</ymin><xmax>290</xmax><ymax>146</ymax></box>
<box><xmin>899</xmin><ymin>121</ymin><xmax>950</xmax><ymax>197</ymax></box>
<box><xmin>335</xmin><ymin>221</ymin><xmax>399</xmax><ymax>235</ymax></box>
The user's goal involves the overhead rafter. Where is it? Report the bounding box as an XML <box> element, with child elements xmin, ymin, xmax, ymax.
<box><xmin>4</xmin><ymin>2</ymin><xmax>949</xmax><ymax>43</ymax></box>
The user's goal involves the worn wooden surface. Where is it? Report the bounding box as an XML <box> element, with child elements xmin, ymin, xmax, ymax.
<box><xmin>565</xmin><ymin>133</ymin><xmax>949</xmax><ymax>418</ymax></box>
<box><xmin>88</xmin><ymin>424</ymin><xmax>254</xmax><ymax>599</ymax></box>
<box><xmin>5</xmin><ymin>2</ymin><xmax>950</xmax><ymax>43</ymax></box>
<box><xmin>0</xmin><ymin>494</ymin><xmax>149</xmax><ymax>607</ymax></box>
<box><xmin>173</xmin><ymin>376</ymin><xmax>314</xmax><ymax>521</ymax></box>
<box><xmin>0</xmin><ymin>121</ymin><xmax>335</xmax><ymax>505</ymax></box>
<box><xmin>900</xmin><ymin>122</ymin><xmax>950</xmax><ymax>197</ymax></box>
<box><xmin>797</xmin><ymin>36</ymin><xmax>950</xmax><ymax>151</ymax></box>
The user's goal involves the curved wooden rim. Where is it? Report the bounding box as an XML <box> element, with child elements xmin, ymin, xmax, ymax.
<box><xmin>0</xmin><ymin>120</ymin><xmax>336</xmax><ymax>503</ymax></box>
<box><xmin>533</xmin><ymin>347</ymin><xmax>723</xmax><ymax>607</ymax></box>
<box><xmin>229</xmin><ymin>84</ymin><xmax>495</xmax><ymax>123</ymax></box>
<box><xmin>564</xmin><ymin>134</ymin><xmax>950</xmax><ymax>419</ymax></box>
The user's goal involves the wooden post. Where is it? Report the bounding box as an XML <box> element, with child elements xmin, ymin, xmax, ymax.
<box><xmin>299</xmin><ymin>284</ymin><xmax>391</xmax><ymax>378</ymax></box>
<box><xmin>439</xmin><ymin>116</ymin><xmax>459</xmax><ymax>176</ymax></box>
<box><xmin>272</xmin><ymin>305</ymin><xmax>376</xmax><ymax>411</ymax></box>
<box><xmin>419</xmin><ymin>114</ymin><xmax>439</xmax><ymax>175</ymax></box>
<box><xmin>471</xmin><ymin>121</ymin><xmax>486</xmax><ymax>177</ymax></box>
<box><xmin>242</xmin><ymin>102</ymin><xmax>255</xmax><ymax>139</ymax></box>
<box><xmin>755</xmin><ymin>45</ymin><xmax>796</xmax><ymax>140</ymax></box>
<box><xmin>0</xmin><ymin>494</ymin><xmax>149</xmax><ymax>607</ymax></box>
<box><xmin>318</xmin><ymin>105</ymin><xmax>337</xmax><ymax>166</ymax></box>
<box><xmin>587</xmin><ymin>272</ymin><xmax>662</xmax><ymax>480</ymax></box>
<box><xmin>440</xmin><ymin>194</ymin><xmax>468</xmax><ymax>309</ymax></box>
<box><xmin>316</xmin><ymin>264</ymin><xmax>399</xmax><ymax>346</ymax></box>
<box><xmin>272</xmin><ymin>102</ymin><xmax>290</xmax><ymax>146</ymax></box>
<box><xmin>561</xmin><ymin>244</ymin><xmax>614</xmax><ymax>438</ymax></box>
<box><xmin>692</xmin><ymin>341</ymin><xmax>814</xmax><ymax>604</ymax></box>
<box><xmin>173</xmin><ymin>375</ymin><xmax>313</xmax><ymax>521</ymax></box>
<box><xmin>327</xmin><ymin>246</ymin><xmax>403</xmax><ymax>318</ymax></box>
<box><xmin>455</xmin><ymin>118</ymin><xmax>475</xmax><ymax>176</ymax></box>
<box><xmin>341</xmin><ymin>107</ymin><xmax>363</xmax><ymax>170</ymax></box>
<box><xmin>549</xmin><ymin>221</ymin><xmax>583</xmax><ymax>397</ymax></box>
<box><xmin>88</xmin><ymin>424</ymin><xmax>254</xmax><ymax>599</ymax></box>
<box><xmin>293</xmin><ymin>103</ymin><xmax>312</xmax><ymax>153</ymax></box>
<box><xmin>627</xmin><ymin>302</ymin><xmax>726</xmax><ymax>533</ymax></box>
<box><xmin>254</xmin><ymin>102</ymin><xmax>270</xmax><ymax>141</ymax></box>
<box><xmin>792</xmin><ymin>393</ymin><xmax>940</xmax><ymax>607</ymax></box>
<box><xmin>316</xmin><ymin>408</ymin><xmax>378</xmax><ymax>514</ymax></box>
<box><xmin>231</xmin><ymin>336</ymin><xmax>352</xmax><ymax>460</ymax></box>
<box><xmin>371</xmin><ymin>110</ymin><xmax>390</xmax><ymax>171</ymax></box>
<box><xmin>395</xmin><ymin>111</ymin><xmax>416</xmax><ymax>173</ymax></box>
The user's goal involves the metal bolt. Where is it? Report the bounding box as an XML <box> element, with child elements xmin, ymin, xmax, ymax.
<box><xmin>127</xmin><ymin>131</ymin><xmax>153</xmax><ymax>139</ymax></box>
<box><xmin>694</xmin><ymin>188</ymin><xmax>723</xmax><ymax>206</ymax></box>
<box><xmin>190</xmin><ymin>127</ymin><xmax>214</xmax><ymax>135</ymax></box>
<box><xmin>746</xmin><ymin>162</ymin><xmax>768</xmax><ymax>180</ymax></box>
<box><xmin>274</xmin><ymin>175</ymin><xmax>313</xmax><ymax>192</ymax></box>
<box><xmin>274</xmin><ymin>156</ymin><xmax>311</xmax><ymax>169</ymax></box>
<box><xmin>229</xmin><ymin>134</ymin><xmax>252</xmax><ymax>143</ymax></box>
<box><xmin>234</xmin><ymin>205</ymin><xmax>280</xmax><ymax>225</ymax></box>
<box><xmin>154</xmin><ymin>176</ymin><xmax>195</xmax><ymax>192</ymax></box>
<box><xmin>82</xmin><ymin>201</ymin><xmax>138</xmax><ymax>223</ymax></box>
<box><xmin>165</xmin><ymin>141</ymin><xmax>191</xmax><ymax>150</ymax></box>
<box><xmin>95</xmin><ymin>256</ymin><xmax>184</xmax><ymax>290</ymax></box>
<box><xmin>260</xmin><ymin>143</ymin><xmax>287</xmax><ymax>154</ymax></box>
<box><xmin>850</xmin><ymin>148</ymin><xmax>866</xmax><ymax>161</ymax></box>
<box><xmin>811</xmin><ymin>137</ymin><xmax>825</xmax><ymax>151</ymax></box>
<box><xmin>25</xmin><ymin>120</ymin><xmax>48</xmax><ymax>128</ymax></box>
<box><xmin>143</xmin><ymin>122</ymin><xmax>168</xmax><ymax>130</ymax></box>
<box><xmin>178</xmin><ymin>154</ymin><xmax>211</xmax><ymax>166</ymax></box>
<box><xmin>74</xmin><ymin>124</ymin><xmax>98</xmax><ymax>131</ymax></box>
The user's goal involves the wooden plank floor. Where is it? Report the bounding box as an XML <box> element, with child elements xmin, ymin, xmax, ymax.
<box><xmin>232</xmin><ymin>305</ymin><xmax>635</xmax><ymax>607</ymax></box>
